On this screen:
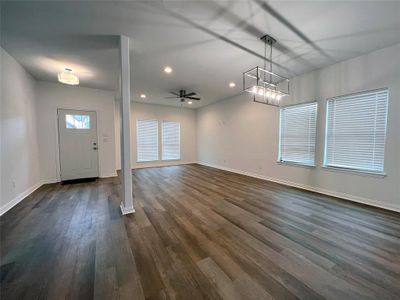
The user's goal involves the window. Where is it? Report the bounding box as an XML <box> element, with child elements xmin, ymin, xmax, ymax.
<box><xmin>162</xmin><ymin>121</ymin><xmax>180</xmax><ymax>160</ymax></box>
<box><xmin>324</xmin><ymin>88</ymin><xmax>388</xmax><ymax>174</ymax></box>
<box><xmin>66</xmin><ymin>114</ymin><xmax>90</xmax><ymax>129</ymax></box>
<box><xmin>137</xmin><ymin>119</ymin><xmax>158</xmax><ymax>162</ymax></box>
<box><xmin>279</xmin><ymin>102</ymin><xmax>317</xmax><ymax>166</ymax></box>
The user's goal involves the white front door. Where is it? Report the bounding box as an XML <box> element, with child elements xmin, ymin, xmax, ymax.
<box><xmin>58</xmin><ymin>109</ymin><xmax>99</xmax><ymax>181</ymax></box>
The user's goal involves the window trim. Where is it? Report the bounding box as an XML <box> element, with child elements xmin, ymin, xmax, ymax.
<box><xmin>136</xmin><ymin>119</ymin><xmax>159</xmax><ymax>163</ymax></box>
<box><xmin>161</xmin><ymin>120</ymin><xmax>181</xmax><ymax>161</ymax></box>
<box><xmin>322</xmin><ymin>88</ymin><xmax>389</xmax><ymax>176</ymax></box>
<box><xmin>278</xmin><ymin>101</ymin><xmax>318</xmax><ymax>168</ymax></box>
<box><xmin>279</xmin><ymin>100</ymin><xmax>318</xmax><ymax>109</ymax></box>
<box><xmin>322</xmin><ymin>165</ymin><xmax>386</xmax><ymax>178</ymax></box>
<box><xmin>276</xmin><ymin>160</ymin><xmax>316</xmax><ymax>168</ymax></box>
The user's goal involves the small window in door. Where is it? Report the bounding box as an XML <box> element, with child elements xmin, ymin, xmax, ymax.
<box><xmin>66</xmin><ymin>114</ymin><xmax>90</xmax><ymax>129</ymax></box>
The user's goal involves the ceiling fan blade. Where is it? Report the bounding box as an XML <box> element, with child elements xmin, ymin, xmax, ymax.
<box><xmin>185</xmin><ymin>92</ymin><xmax>196</xmax><ymax>97</ymax></box>
<box><xmin>170</xmin><ymin>92</ymin><xmax>180</xmax><ymax>96</ymax></box>
<box><xmin>186</xmin><ymin>96</ymin><xmax>200</xmax><ymax>100</ymax></box>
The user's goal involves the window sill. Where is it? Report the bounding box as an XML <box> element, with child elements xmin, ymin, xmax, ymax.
<box><xmin>322</xmin><ymin>166</ymin><xmax>386</xmax><ymax>178</ymax></box>
<box><xmin>137</xmin><ymin>159</ymin><xmax>182</xmax><ymax>163</ymax></box>
<box><xmin>161</xmin><ymin>159</ymin><xmax>181</xmax><ymax>161</ymax></box>
<box><xmin>277</xmin><ymin>160</ymin><xmax>316</xmax><ymax>169</ymax></box>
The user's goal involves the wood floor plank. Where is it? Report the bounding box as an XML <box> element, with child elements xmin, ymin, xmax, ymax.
<box><xmin>1</xmin><ymin>164</ymin><xmax>399</xmax><ymax>299</ymax></box>
<box><xmin>197</xmin><ymin>257</ymin><xmax>239</xmax><ymax>300</ymax></box>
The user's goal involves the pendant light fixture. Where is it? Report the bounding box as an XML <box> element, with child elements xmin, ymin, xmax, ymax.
<box><xmin>243</xmin><ymin>34</ymin><xmax>289</xmax><ymax>106</ymax></box>
<box><xmin>58</xmin><ymin>68</ymin><xmax>79</xmax><ymax>85</ymax></box>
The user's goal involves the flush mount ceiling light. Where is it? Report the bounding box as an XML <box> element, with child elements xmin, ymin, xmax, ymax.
<box><xmin>140</xmin><ymin>94</ymin><xmax>146</xmax><ymax>99</ymax></box>
<box><xmin>164</xmin><ymin>66</ymin><xmax>173</xmax><ymax>74</ymax></box>
<box><xmin>58</xmin><ymin>68</ymin><xmax>79</xmax><ymax>85</ymax></box>
<box><xmin>229</xmin><ymin>82</ymin><xmax>236</xmax><ymax>88</ymax></box>
<box><xmin>188</xmin><ymin>101</ymin><xmax>193</xmax><ymax>105</ymax></box>
<box><xmin>243</xmin><ymin>34</ymin><xmax>289</xmax><ymax>106</ymax></box>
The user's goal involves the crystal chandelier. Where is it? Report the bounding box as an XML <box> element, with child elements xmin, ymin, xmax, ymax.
<box><xmin>243</xmin><ymin>34</ymin><xmax>289</xmax><ymax>106</ymax></box>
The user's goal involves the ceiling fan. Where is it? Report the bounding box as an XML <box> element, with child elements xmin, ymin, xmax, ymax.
<box><xmin>165</xmin><ymin>90</ymin><xmax>200</xmax><ymax>102</ymax></box>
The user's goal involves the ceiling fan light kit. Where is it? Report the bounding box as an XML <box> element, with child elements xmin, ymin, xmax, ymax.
<box><xmin>165</xmin><ymin>89</ymin><xmax>200</xmax><ymax>104</ymax></box>
<box><xmin>243</xmin><ymin>34</ymin><xmax>289</xmax><ymax>106</ymax></box>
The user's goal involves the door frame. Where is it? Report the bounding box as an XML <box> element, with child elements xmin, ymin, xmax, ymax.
<box><xmin>56</xmin><ymin>108</ymin><xmax>100</xmax><ymax>181</ymax></box>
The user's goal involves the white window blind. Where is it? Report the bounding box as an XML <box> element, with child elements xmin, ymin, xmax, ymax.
<box><xmin>324</xmin><ymin>89</ymin><xmax>388</xmax><ymax>174</ymax></box>
<box><xmin>162</xmin><ymin>121</ymin><xmax>180</xmax><ymax>160</ymax></box>
<box><xmin>279</xmin><ymin>102</ymin><xmax>317</xmax><ymax>166</ymax></box>
<box><xmin>137</xmin><ymin>119</ymin><xmax>159</xmax><ymax>162</ymax></box>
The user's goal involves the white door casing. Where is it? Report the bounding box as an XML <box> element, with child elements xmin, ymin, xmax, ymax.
<box><xmin>58</xmin><ymin>109</ymin><xmax>99</xmax><ymax>180</ymax></box>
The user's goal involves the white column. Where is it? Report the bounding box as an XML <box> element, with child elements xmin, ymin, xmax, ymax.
<box><xmin>119</xmin><ymin>35</ymin><xmax>135</xmax><ymax>215</ymax></box>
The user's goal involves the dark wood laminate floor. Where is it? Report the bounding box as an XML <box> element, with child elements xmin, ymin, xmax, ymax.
<box><xmin>1</xmin><ymin>164</ymin><xmax>400</xmax><ymax>299</ymax></box>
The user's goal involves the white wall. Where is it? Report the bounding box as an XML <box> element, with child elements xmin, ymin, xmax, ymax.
<box><xmin>197</xmin><ymin>43</ymin><xmax>400</xmax><ymax>212</ymax></box>
<box><xmin>36</xmin><ymin>81</ymin><xmax>117</xmax><ymax>182</ymax></box>
<box><xmin>115</xmin><ymin>101</ymin><xmax>197</xmax><ymax>169</ymax></box>
<box><xmin>1</xmin><ymin>48</ymin><xmax>41</xmax><ymax>214</ymax></box>
<box><xmin>3</xmin><ymin>41</ymin><xmax>398</xmax><ymax>214</ymax></box>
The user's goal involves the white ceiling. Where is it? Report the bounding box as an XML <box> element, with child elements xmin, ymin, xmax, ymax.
<box><xmin>2</xmin><ymin>1</ymin><xmax>400</xmax><ymax>108</ymax></box>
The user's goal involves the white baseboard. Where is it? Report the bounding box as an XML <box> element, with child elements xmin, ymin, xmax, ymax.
<box><xmin>1</xmin><ymin>179</ymin><xmax>62</xmax><ymax>216</ymax></box>
<box><xmin>197</xmin><ymin>162</ymin><xmax>400</xmax><ymax>213</ymax></box>
<box><xmin>132</xmin><ymin>161</ymin><xmax>197</xmax><ymax>170</ymax></box>
<box><xmin>100</xmin><ymin>172</ymin><xmax>118</xmax><ymax>178</ymax></box>
<box><xmin>0</xmin><ymin>175</ymin><xmax>118</xmax><ymax>217</ymax></box>
<box><xmin>3</xmin><ymin>163</ymin><xmax>396</xmax><ymax>217</ymax></box>
<box><xmin>41</xmin><ymin>179</ymin><xmax>59</xmax><ymax>184</ymax></box>
<box><xmin>120</xmin><ymin>202</ymin><xmax>135</xmax><ymax>215</ymax></box>
<box><xmin>0</xmin><ymin>181</ymin><xmax>42</xmax><ymax>216</ymax></box>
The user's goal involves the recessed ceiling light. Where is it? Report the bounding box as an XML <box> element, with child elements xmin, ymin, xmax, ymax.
<box><xmin>140</xmin><ymin>94</ymin><xmax>146</xmax><ymax>99</ymax></box>
<box><xmin>164</xmin><ymin>66</ymin><xmax>173</xmax><ymax>74</ymax></box>
<box><xmin>188</xmin><ymin>101</ymin><xmax>193</xmax><ymax>104</ymax></box>
<box><xmin>229</xmin><ymin>82</ymin><xmax>236</xmax><ymax>88</ymax></box>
